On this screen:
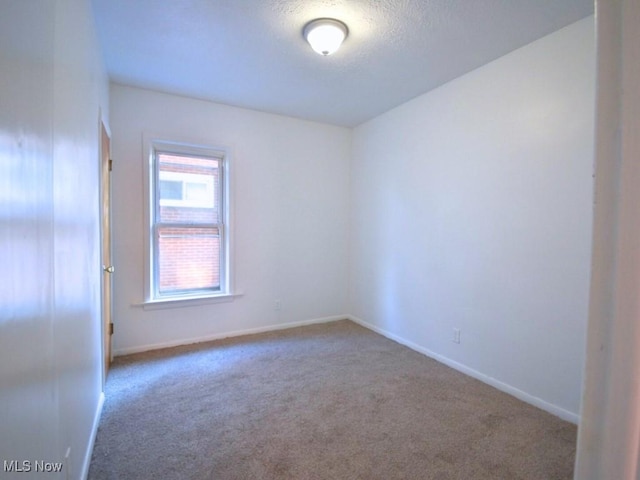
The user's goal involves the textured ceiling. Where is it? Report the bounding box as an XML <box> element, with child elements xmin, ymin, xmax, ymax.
<box><xmin>91</xmin><ymin>0</ymin><xmax>593</xmax><ymax>127</ymax></box>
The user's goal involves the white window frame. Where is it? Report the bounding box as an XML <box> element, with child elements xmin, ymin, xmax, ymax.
<box><xmin>142</xmin><ymin>137</ymin><xmax>234</xmax><ymax>307</ymax></box>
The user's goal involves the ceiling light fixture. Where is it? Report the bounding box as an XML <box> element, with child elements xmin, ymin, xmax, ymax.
<box><xmin>303</xmin><ymin>18</ymin><xmax>348</xmax><ymax>56</ymax></box>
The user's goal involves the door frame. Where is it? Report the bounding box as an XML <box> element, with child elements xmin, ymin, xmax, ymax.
<box><xmin>574</xmin><ymin>0</ymin><xmax>640</xmax><ymax>478</ymax></box>
<box><xmin>99</xmin><ymin>113</ymin><xmax>113</xmax><ymax>387</ymax></box>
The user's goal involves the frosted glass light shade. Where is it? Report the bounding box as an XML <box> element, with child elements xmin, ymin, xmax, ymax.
<box><xmin>303</xmin><ymin>18</ymin><xmax>348</xmax><ymax>56</ymax></box>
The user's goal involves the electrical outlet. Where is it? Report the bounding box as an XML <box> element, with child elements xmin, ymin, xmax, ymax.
<box><xmin>453</xmin><ymin>328</ymin><xmax>461</xmax><ymax>344</ymax></box>
<box><xmin>274</xmin><ymin>300</ymin><xmax>282</xmax><ymax>311</ymax></box>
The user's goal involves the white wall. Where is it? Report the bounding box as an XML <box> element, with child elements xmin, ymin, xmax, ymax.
<box><xmin>0</xmin><ymin>0</ymin><xmax>109</xmax><ymax>479</ymax></box>
<box><xmin>349</xmin><ymin>17</ymin><xmax>595</xmax><ymax>421</ymax></box>
<box><xmin>110</xmin><ymin>85</ymin><xmax>351</xmax><ymax>354</ymax></box>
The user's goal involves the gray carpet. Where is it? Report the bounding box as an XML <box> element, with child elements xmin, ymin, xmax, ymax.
<box><xmin>88</xmin><ymin>320</ymin><xmax>576</xmax><ymax>479</ymax></box>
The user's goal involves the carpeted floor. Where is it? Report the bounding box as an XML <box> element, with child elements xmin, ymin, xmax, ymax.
<box><xmin>88</xmin><ymin>320</ymin><xmax>576</xmax><ymax>479</ymax></box>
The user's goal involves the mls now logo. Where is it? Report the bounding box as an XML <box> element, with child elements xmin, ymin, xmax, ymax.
<box><xmin>4</xmin><ymin>460</ymin><xmax>64</xmax><ymax>473</ymax></box>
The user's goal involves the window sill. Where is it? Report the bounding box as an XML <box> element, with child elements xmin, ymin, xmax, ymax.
<box><xmin>137</xmin><ymin>292</ymin><xmax>243</xmax><ymax>311</ymax></box>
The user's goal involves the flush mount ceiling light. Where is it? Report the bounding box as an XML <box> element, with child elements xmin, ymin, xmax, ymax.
<box><xmin>303</xmin><ymin>18</ymin><xmax>348</xmax><ymax>56</ymax></box>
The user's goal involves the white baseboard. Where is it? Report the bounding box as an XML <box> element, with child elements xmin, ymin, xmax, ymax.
<box><xmin>347</xmin><ymin>315</ymin><xmax>579</xmax><ymax>425</ymax></box>
<box><xmin>81</xmin><ymin>391</ymin><xmax>105</xmax><ymax>480</ymax></box>
<box><xmin>113</xmin><ymin>315</ymin><xmax>348</xmax><ymax>356</ymax></box>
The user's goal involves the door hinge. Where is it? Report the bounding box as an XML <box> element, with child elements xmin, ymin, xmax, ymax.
<box><xmin>109</xmin><ymin>158</ymin><xmax>113</xmax><ymax>171</ymax></box>
<box><xmin>109</xmin><ymin>323</ymin><xmax>114</xmax><ymax>335</ymax></box>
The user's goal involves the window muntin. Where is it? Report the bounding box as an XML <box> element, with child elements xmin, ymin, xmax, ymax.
<box><xmin>149</xmin><ymin>144</ymin><xmax>228</xmax><ymax>299</ymax></box>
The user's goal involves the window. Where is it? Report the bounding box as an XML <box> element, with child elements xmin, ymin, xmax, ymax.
<box><xmin>146</xmin><ymin>140</ymin><xmax>230</xmax><ymax>302</ymax></box>
<box><xmin>159</xmin><ymin>171</ymin><xmax>215</xmax><ymax>208</ymax></box>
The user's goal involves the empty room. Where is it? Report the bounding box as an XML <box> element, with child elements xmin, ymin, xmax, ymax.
<box><xmin>2</xmin><ymin>0</ymin><xmax>639</xmax><ymax>479</ymax></box>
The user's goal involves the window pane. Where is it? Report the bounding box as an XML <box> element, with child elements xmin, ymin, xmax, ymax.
<box><xmin>184</xmin><ymin>181</ymin><xmax>208</xmax><ymax>204</ymax></box>
<box><xmin>158</xmin><ymin>152</ymin><xmax>220</xmax><ymax>224</ymax></box>
<box><xmin>157</xmin><ymin>226</ymin><xmax>220</xmax><ymax>294</ymax></box>
<box><xmin>159</xmin><ymin>179</ymin><xmax>182</xmax><ymax>200</ymax></box>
